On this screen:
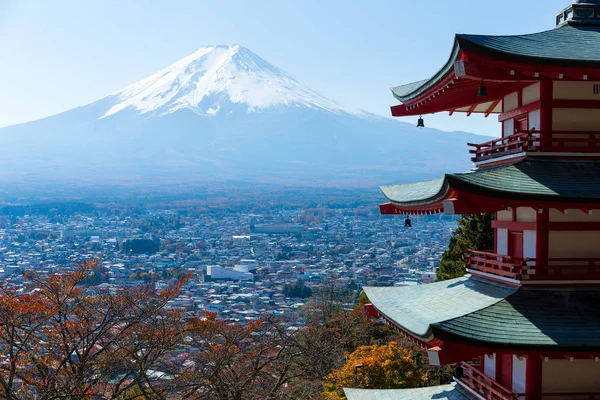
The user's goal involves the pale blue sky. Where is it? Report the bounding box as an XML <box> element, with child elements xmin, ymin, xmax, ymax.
<box><xmin>0</xmin><ymin>0</ymin><xmax>568</xmax><ymax>136</ymax></box>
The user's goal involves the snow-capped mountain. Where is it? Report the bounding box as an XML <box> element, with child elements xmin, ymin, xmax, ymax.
<box><xmin>0</xmin><ymin>45</ymin><xmax>489</xmax><ymax>187</ymax></box>
<box><xmin>102</xmin><ymin>44</ymin><xmax>363</xmax><ymax>119</ymax></box>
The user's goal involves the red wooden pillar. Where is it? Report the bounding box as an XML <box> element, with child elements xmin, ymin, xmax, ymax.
<box><xmin>525</xmin><ymin>355</ymin><xmax>543</xmax><ymax>400</ymax></box>
<box><xmin>539</xmin><ymin>81</ymin><xmax>553</xmax><ymax>146</ymax></box>
<box><xmin>536</xmin><ymin>207</ymin><xmax>549</xmax><ymax>268</ymax></box>
<box><xmin>498</xmin><ymin>353</ymin><xmax>513</xmax><ymax>391</ymax></box>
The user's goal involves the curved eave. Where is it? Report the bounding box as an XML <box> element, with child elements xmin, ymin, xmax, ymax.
<box><xmin>364</xmin><ymin>277</ymin><xmax>518</xmax><ymax>344</ymax></box>
<box><xmin>391</xmin><ymin>25</ymin><xmax>600</xmax><ymax>105</ymax></box>
<box><xmin>430</xmin><ymin>326</ymin><xmax>600</xmax><ymax>352</ymax></box>
<box><xmin>380</xmin><ymin>178</ymin><xmax>451</xmax><ymax>215</ymax></box>
<box><xmin>381</xmin><ymin>160</ymin><xmax>600</xmax><ymax>216</ymax></box>
<box><xmin>391</xmin><ymin>38</ymin><xmax>461</xmax><ymax>103</ymax></box>
<box><xmin>446</xmin><ymin>159</ymin><xmax>600</xmax><ymax>204</ymax></box>
<box><xmin>456</xmin><ymin>25</ymin><xmax>600</xmax><ymax>69</ymax></box>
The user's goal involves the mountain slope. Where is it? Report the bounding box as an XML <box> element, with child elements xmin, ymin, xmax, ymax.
<box><xmin>0</xmin><ymin>45</ymin><xmax>489</xmax><ymax>187</ymax></box>
<box><xmin>102</xmin><ymin>45</ymin><xmax>364</xmax><ymax>119</ymax></box>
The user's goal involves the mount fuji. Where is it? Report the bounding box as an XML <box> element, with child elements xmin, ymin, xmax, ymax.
<box><xmin>0</xmin><ymin>44</ymin><xmax>488</xmax><ymax>187</ymax></box>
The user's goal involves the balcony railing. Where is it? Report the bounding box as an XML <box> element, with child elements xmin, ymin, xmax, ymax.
<box><xmin>465</xmin><ymin>250</ymin><xmax>600</xmax><ymax>282</ymax></box>
<box><xmin>458</xmin><ymin>362</ymin><xmax>515</xmax><ymax>400</ymax></box>
<box><xmin>468</xmin><ymin>131</ymin><xmax>600</xmax><ymax>163</ymax></box>
<box><xmin>465</xmin><ymin>250</ymin><xmax>525</xmax><ymax>280</ymax></box>
<box><xmin>468</xmin><ymin>132</ymin><xmax>533</xmax><ymax>162</ymax></box>
<box><xmin>457</xmin><ymin>362</ymin><xmax>600</xmax><ymax>400</ymax></box>
<box><xmin>522</xmin><ymin>258</ymin><xmax>600</xmax><ymax>281</ymax></box>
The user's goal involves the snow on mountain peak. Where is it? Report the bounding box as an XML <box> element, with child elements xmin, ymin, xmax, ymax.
<box><xmin>102</xmin><ymin>45</ymin><xmax>364</xmax><ymax>118</ymax></box>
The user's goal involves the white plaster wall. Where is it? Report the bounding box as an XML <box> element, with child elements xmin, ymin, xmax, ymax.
<box><xmin>517</xmin><ymin>207</ymin><xmax>537</xmax><ymax>222</ymax></box>
<box><xmin>512</xmin><ymin>356</ymin><xmax>527</xmax><ymax>396</ymax></box>
<box><xmin>542</xmin><ymin>360</ymin><xmax>600</xmax><ymax>394</ymax></box>
<box><xmin>528</xmin><ymin>109</ymin><xmax>541</xmax><ymax>131</ymax></box>
<box><xmin>504</xmin><ymin>92</ymin><xmax>519</xmax><ymax>112</ymax></box>
<box><xmin>552</xmin><ymin>108</ymin><xmax>600</xmax><ymax>132</ymax></box>
<box><xmin>503</xmin><ymin>119</ymin><xmax>515</xmax><ymax>137</ymax></box>
<box><xmin>497</xmin><ymin>229</ymin><xmax>508</xmax><ymax>255</ymax></box>
<box><xmin>484</xmin><ymin>354</ymin><xmax>496</xmax><ymax>380</ymax></box>
<box><xmin>524</xmin><ymin>231</ymin><xmax>536</xmax><ymax>259</ymax></box>
<box><xmin>553</xmin><ymin>81</ymin><xmax>600</xmax><ymax>100</ymax></box>
<box><xmin>550</xmin><ymin>209</ymin><xmax>600</xmax><ymax>222</ymax></box>
<box><xmin>523</xmin><ymin>83</ymin><xmax>541</xmax><ymax>105</ymax></box>
<box><xmin>498</xmin><ymin>210</ymin><xmax>513</xmax><ymax>222</ymax></box>
<box><xmin>548</xmin><ymin>231</ymin><xmax>600</xmax><ymax>258</ymax></box>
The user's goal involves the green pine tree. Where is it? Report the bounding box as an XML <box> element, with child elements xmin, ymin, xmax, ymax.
<box><xmin>436</xmin><ymin>214</ymin><xmax>495</xmax><ymax>281</ymax></box>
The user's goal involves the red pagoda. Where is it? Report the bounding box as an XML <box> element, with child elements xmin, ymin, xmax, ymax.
<box><xmin>346</xmin><ymin>1</ymin><xmax>600</xmax><ymax>399</ymax></box>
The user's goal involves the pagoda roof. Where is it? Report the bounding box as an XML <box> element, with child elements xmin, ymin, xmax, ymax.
<box><xmin>392</xmin><ymin>24</ymin><xmax>600</xmax><ymax>103</ymax></box>
<box><xmin>381</xmin><ymin>159</ymin><xmax>600</xmax><ymax>214</ymax></box>
<box><xmin>363</xmin><ymin>277</ymin><xmax>517</xmax><ymax>341</ymax></box>
<box><xmin>344</xmin><ymin>383</ymin><xmax>468</xmax><ymax>400</ymax></box>
<box><xmin>366</xmin><ymin>277</ymin><xmax>600</xmax><ymax>350</ymax></box>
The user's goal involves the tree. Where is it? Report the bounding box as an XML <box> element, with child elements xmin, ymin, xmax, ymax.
<box><xmin>289</xmin><ymin>281</ymin><xmax>398</xmax><ymax>398</ymax></box>
<box><xmin>121</xmin><ymin>238</ymin><xmax>160</xmax><ymax>255</ymax></box>
<box><xmin>322</xmin><ymin>342</ymin><xmax>427</xmax><ymax>400</ymax></box>
<box><xmin>0</xmin><ymin>260</ymin><xmax>187</xmax><ymax>399</ymax></box>
<box><xmin>283</xmin><ymin>280</ymin><xmax>313</xmax><ymax>299</ymax></box>
<box><xmin>174</xmin><ymin>312</ymin><xmax>301</xmax><ymax>400</ymax></box>
<box><xmin>437</xmin><ymin>214</ymin><xmax>494</xmax><ymax>281</ymax></box>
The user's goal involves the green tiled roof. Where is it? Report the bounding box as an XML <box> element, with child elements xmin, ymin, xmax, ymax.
<box><xmin>392</xmin><ymin>24</ymin><xmax>600</xmax><ymax>102</ymax></box>
<box><xmin>381</xmin><ymin>159</ymin><xmax>600</xmax><ymax>207</ymax></box>
<box><xmin>458</xmin><ymin>25</ymin><xmax>600</xmax><ymax>67</ymax></box>
<box><xmin>367</xmin><ymin>277</ymin><xmax>600</xmax><ymax>349</ymax></box>
<box><xmin>363</xmin><ymin>277</ymin><xmax>517</xmax><ymax>339</ymax></box>
<box><xmin>344</xmin><ymin>384</ymin><xmax>468</xmax><ymax>400</ymax></box>
<box><xmin>448</xmin><ymin>159</ymin><xmax>600</xmax><ymax>202</ymax></box>
<box><xmin>380</xmin><ymin>179</ymin><xmax>447</xmax><ymax>207</ymax></box>
<box><xmin>434</xmin><ymin>288</ymin><xmax>600</xmax><ymax>349</ymax></box>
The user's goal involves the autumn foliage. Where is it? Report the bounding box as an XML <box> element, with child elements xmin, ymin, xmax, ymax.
<box><xmin>0</xmin><ymin>260</ymin><xmax>319</xmax><ymax>399</ymax></box>
<box><xmin>0</xmin><ymin>262</ymin><xmax>436</xmax><ymax>399</ymax></box>
<box><xmin>322</xmin><ymin>342</ymin><xmax>427</xmax><ymax>400</ymax></box>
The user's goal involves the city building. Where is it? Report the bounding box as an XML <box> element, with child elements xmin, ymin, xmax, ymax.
<box><xmin>206</xmin><ymin>265</ymin><xmax>254</xmax><ymax>282</ymax></box>
<box><xmin>349</xmin><ymin>1</ymin><xmax>600</xmax><ymax>399</ymax></box>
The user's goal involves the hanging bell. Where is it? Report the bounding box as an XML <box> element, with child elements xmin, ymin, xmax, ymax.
<box><xmin>417</xmin><ymin>115</ymin><xmax>425</xmax><ymax>128</ymax></box>
<box><xmin>478</xmin><ymin>80</ymin><xmax>488</xmax><ymax>97</ymax></box>
<box><xmin>404</xmin><ymin>216</ymin><xmax>412</xmax><ymax>228</ymax></box>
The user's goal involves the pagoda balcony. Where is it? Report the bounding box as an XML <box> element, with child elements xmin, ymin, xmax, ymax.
<box><xmin>468</xmin><ymin>131</ymin><xmax>600</xmax><ymax>163</ymax></box>
<box><xmin>457</xmin><ymin>362</ymin><xmax>514</xmax><ymax>400</ymax></box>
<box><xmin>457</xmin><ymin>362</ymin><xmax>600</xmax><ymax>400</ymax></box>
<box><xmin>468</xmin><ymin>132</ymin><xmax>534</xmax><ymax>163</ymax></box>
<box><xmin>465</xmin><ymin>250</ymin><xmax>600</xmax><ymax>282</ymax></box>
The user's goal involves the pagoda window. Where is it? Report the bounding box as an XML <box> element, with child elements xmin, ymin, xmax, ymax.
<box><xmin>557</xmin><ymin>13</ymin><xmax>565</xmax><ymax>25</ymax></box>
<box><xmin>574</xmin><ymin>7</ymin><xmax>595</xmax><ymax>19</ymax></box>
<box><xmin>565</xmin><ymin>8</ymin><xmax>574</xmax><ymax>21</ymax></box>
